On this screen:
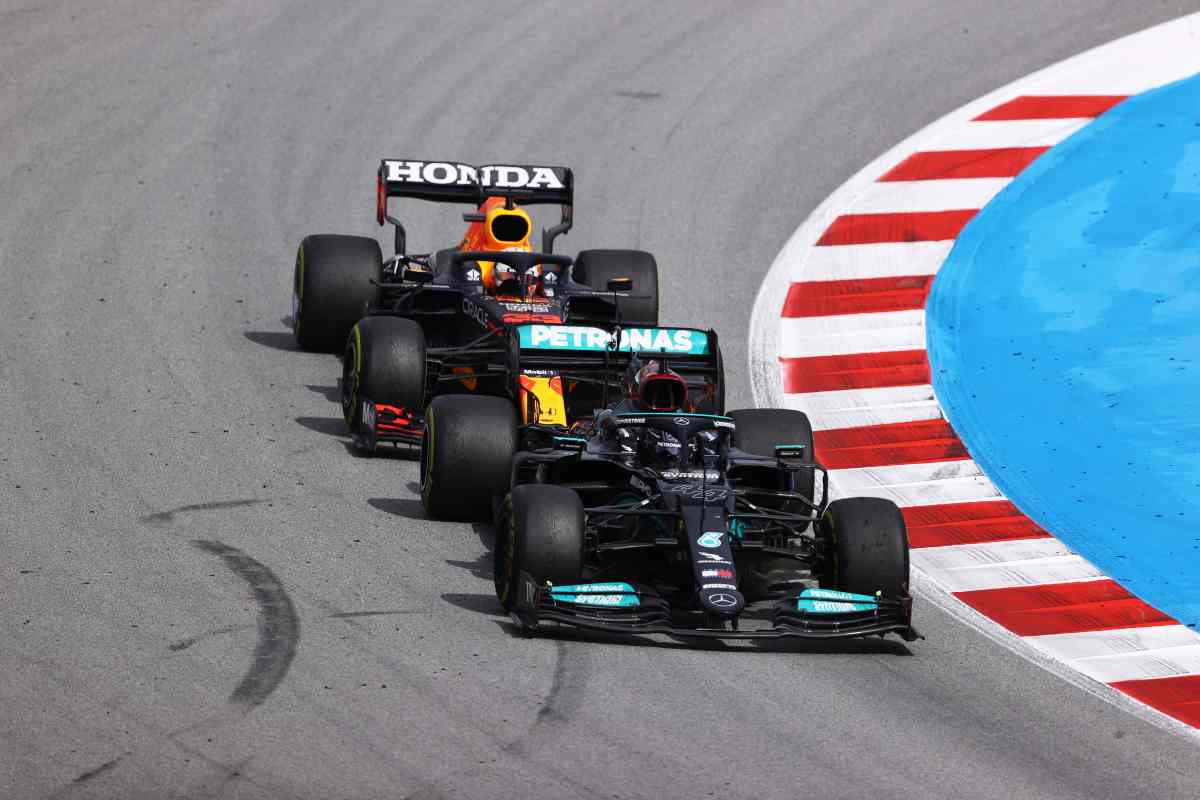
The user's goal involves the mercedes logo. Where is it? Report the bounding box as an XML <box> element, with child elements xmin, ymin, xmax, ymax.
<box><xmin>708</xmin><ymin>593</ymin><xmax>737</xmax><ymax>608</ymax></box>
<box><xmin>673</xmin><ymin>417</ymin><xmax>691</xmax><ymax>426</ymax></box>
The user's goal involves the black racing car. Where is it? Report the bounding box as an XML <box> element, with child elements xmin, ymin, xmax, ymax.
<box><xmin>487</xmin><ymin>407</ymin><xmax>918</xmax><ymax>642</ymax></box>
<box><xmin>290</xmin><ymin>158</ymin><xmax>679</xmax><ymax>452</ymax></box>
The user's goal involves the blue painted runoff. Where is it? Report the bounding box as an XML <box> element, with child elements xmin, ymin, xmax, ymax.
<box><xmin>927</xmin><ymin>73</ymin><xmax>1200</xmax><ymax>627</ymax></box>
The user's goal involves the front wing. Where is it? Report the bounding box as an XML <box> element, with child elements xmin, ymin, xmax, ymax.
<box><xmin>508</xmin><ymin>572</ymin><xmax>921</xmax><ymax>642</ymax></box>
<box><xmin>354</xmin><ymin>399</ymin><xmax>424</xmax><ymax>451</ymax></box>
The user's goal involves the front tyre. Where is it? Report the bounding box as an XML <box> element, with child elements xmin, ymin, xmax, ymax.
<box><xmin>293</xmin><ymin>234</ymin><xmax>381</xmax><ymax>352</ymax></box>
<box><xmin>342</xmin><ymin>317</ymin><xmax>426</xmax><ymax>430</ymax></box>
<box><xmin>495</xmin><ymin>484</ymin><xmax>585</xmax><ymax>611</ymax></box>
<box><xmin>818</xmin><ymin>497</ymin><xmax>910</xmax><ymax>598</ymax></box>
<box><xmin>420</xmin><ymin>395</ymin><xmax>517</xmax><ymax>520</ymax></box>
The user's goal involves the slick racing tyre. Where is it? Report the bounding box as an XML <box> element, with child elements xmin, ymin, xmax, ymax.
<box><xmin>420</xmin><ymin>395</ymin><xmax>517</xmax><ymax>520</ymax></box>
<box><xmin>728</xmin><ymin>408</ymin><xmax>815</xmax><ymax>507</ymax></box>
<box><xmin>293</xmin><ymin>234</ymin><xmax>381</xmax><ymax>352</ymax></box>
<box><xmin>572</xmin><ymin>249</ymin><xmax>659</xmax><ymax>326</ymax></box>
<box><xmin>495</xmin><ymin>484</ymin><xmax>585</xmax><ymax>611</ymax></box>
<box><xmin>342</xmin><ymin>316</ymin><xmax>426</xmax><ymax>431</ymax></box>
<box><xmin>818</xmin><ymin>497</ymin><xmax>910</xmax><ymax>598</ymax></box>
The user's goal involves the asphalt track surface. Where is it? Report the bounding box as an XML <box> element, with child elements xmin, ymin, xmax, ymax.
<box><xmin>4</xmin><ymin>2</ymin><xmax>1200</xmax><ymax>798</ymax></box>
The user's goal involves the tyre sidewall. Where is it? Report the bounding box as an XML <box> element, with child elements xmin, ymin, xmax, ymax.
<box><xmin>293</xmin><ymin>234</ymin><xmax>381</xmax><ymax>352</ymax></box>
<box><xmin>343</xmin><ymin>317</ymin><xmax>426</xmax><ymax>426</ymax></box>
<box><xmin>497</xmin><ymin>484</ymin><xmax>584</xmax><ymax>609</ymax></box>
<box><xmin>421</xmin><ymin>395</ymin><xmax>517</xmax><ymax>520</ymax></box>
<box><xmin>820</xmin><ymin>497</ymin><xmax>910</xmax><ymax>597</ymax></box>
<box><xmin>573</xmin><ymin>249</ymin><xmax>659</xmax><ymax>326</ymax></box>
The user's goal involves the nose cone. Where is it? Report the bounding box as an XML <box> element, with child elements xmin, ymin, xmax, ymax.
<box><xmin>700</xmin><ymin>587</ymin><xmax>744</xmax><ymax>616</ymax></box>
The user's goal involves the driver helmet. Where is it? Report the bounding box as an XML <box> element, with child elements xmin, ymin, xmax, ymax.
<box><xmin>491</xmin><ymin>261</ymin><xmax>519</xmax><ymax>292</ymax></box>
<box><xmin>630</xmin><ymin>360</ymin><xmax>688</xmax><ymax>412</ymax></box>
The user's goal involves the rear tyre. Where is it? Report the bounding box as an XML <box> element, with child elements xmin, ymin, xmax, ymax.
<box><xmin>342</xmin><ymin>317</ymin><xmax>426</xmax><ymax>429</ymax></box>
<box><xmin>572</xmin><ymin>249</ymin><xmax>659</xmax><ymax>326</ymax></box>
<box><xmin>293</xmin><ymin>234</ymin><xmax>381</xmax><ymax>352</ymax></box>
<box><xmin>495</xmin><ymin>484</ymin><xmax>585</xmax><ymax>610</ymax></box>
<box><xmin>728</xmin><ymin>408</ymin><xmax>815</xmax><ymax>503</ymax></box>
<box><xmin>420</xmin><ymin>395</ymin><xmax>517</xmax><ymax>520</ymax></box>
<box><xmin>818</xmin><ymin>497</ymin><xmax>910</xmax><ymax>598</ymax></box>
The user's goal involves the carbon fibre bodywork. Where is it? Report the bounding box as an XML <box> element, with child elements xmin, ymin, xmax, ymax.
<box><xmin>350</xmin><ymin>253</ymin><xmax>723</xmax><ymax>450</ymax></box>
<box><xmin>500</xmin><ymin>413</ymin><xmax>919</xmax><ymax>642</ymax></box>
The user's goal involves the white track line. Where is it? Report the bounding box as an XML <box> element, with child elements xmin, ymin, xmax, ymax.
<box><xmin>848</xmin><ymin>179</ymin><xmax>1013</xmax><ymax>214</ymax></box>
<box><xmin>779</xmin><ymin>310</ymin><xmax>925</xmax><ymax>358</ymax></box>
<box><xmin>799</xmin><ymin>242</ymin><xmax>954</xmax><ymax>281</ymax></box>
<box><xmin>789</xmin><ymin>385</ymin><xmax>943</xmax><ymax>431</ymax></box>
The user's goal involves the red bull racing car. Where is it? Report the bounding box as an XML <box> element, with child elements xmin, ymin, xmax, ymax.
<box><xmin>290</xmin><ymin>159</ymin><xmax>721</xmax><ymax>469</ymax></box>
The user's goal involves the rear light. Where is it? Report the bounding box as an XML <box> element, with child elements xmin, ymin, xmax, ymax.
<box><xmin>376</xmin><ymin>171</ymin><xmax>386</xmax><ymax>225</ymax></box>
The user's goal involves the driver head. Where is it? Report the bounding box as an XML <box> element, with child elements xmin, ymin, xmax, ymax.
<box><xmin>631</xmin><ymin>360</ymin><xmax>688</xmax><ymax>412</ymax></box>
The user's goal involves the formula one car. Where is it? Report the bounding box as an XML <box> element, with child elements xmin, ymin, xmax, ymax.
<box><xmin>291</xmin><ymin>159</ymin><xmax>695</xmax><ymax>460</ymax></box>
<box><xmin>480</xmin><ymin>403</ymin><xmax>917</xmax><ymax>642</ymax></box>
<box><xmin>414</xmin><ymin>322</ymin><xmax>723</xmax><ymax>520</ymax></box>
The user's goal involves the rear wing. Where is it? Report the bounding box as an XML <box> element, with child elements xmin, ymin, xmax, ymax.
<box><xmin>514</xmin><ymin>323</ymin><xmax>721</xmax><ymax>412</ymax></box>
<box><xmin>376</xmin><ymin>159</ymin><xmax>574</xmax><ymax>253</ymax></box>
<box><xmin>516</xmin><ymin>324</ymin><xmax>710</xmax><ymax>356</ymax></box>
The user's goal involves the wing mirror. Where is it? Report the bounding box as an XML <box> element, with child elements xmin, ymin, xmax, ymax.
<box><xmin>607</xmin><ymin>277</ymin><xmax>633</xmax><ymax>292</ymax></box>
<box><xmin>403</xmin><ymin>266</ymin><xmax>434</xmax><ymax>284</ymax></box>
<box><xmin>774</xmin><ymin>444</ymin><xmax>807</xmax><ymax>461</ymax></box>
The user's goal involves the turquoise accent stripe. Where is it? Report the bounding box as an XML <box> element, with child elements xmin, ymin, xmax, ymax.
<box><xmin>518</xmin><ymin>324</ymin><xmax>709</xmax><ymax>354</ymax></box>
<box><xmin>797</xmin><ymin>588</ymin><xmax>877</xmax><ymax>614</ymax></box>
<box><xmin>549</xmin><ymin>582</ymin><xmax>640</xmax><ymax>608</ymax></box>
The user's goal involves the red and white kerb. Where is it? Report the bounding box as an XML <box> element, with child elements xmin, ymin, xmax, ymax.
<box><xmin>778</xmin><ymin>94</ymin><xmax>1200</xmax><ymax>730</ymax></box>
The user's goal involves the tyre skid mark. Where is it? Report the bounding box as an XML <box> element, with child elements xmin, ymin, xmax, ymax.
<box><xmin>168</xmin><ymin>623</ymin><xmax>255</xmax><ymax>653</ymax></box>
<box><xmin>504</xmin><ymin>640</ymin><xmax>592</xmax><ymax>753</ymax></box>
<box><xmin>328</xmin><ymin>610</ymin><xmax>418</xmax><ymax>619</ymax></box>
<box><xmin>140</xmin><ymin>499</ymin><xmax>263</xmax><ymax>525</ymax></box>
<box><xmin>191</xmin><ymin>540</ymin><xmax>299</xmax><ymax>707</ymax></box>
<box><xmin>70</xmin><ymin>755</ymin><xmax>123</xmax><ymax>785</ymax></box>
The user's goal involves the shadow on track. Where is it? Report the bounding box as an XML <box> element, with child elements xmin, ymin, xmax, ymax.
<box><xmin>441</xmin><ymin>592</ymin><xmax>506</xmax><ymax>617</ymax></box>
<box><xmin>244</xmin><ymin>330</ymin><xmax>299</xmax><ymax>352</ymax></box>
<box><xmin>294</xmin><ymin>416</ymin><xmax>346</xmax><ymax>436</ymax></box>
<box><xmin>305</xmin><ymin>383</ymin><xmax>340</xmax><ymax>403</ymax></box>
<box><xmin>366</xmin><ymin>497</ymin><xmax>426</xmax><ymax>519</ymax></box>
